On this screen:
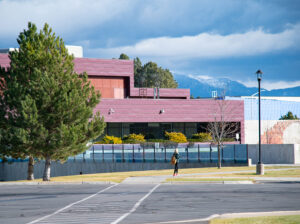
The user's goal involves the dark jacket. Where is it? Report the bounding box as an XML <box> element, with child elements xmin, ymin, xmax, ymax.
<box><xmin>173</xmin><ymin>152</ymin><xmax>179</xmax><ymax>163</ymax></box>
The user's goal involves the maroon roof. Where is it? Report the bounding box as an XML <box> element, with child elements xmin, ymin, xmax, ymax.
<box><xmin>73</xmin><ymin>58</ymin><xmax>134</xmax><ymax>77</ymax></box>
<box><xmin>96</xmin><ymin>98</ymin><xmax>244</xmax><ymax>122</ymax></box>
<box><xmin>0</xmin><ymin>54</ymin><xmax>10</xmax><ymax>69</ymax></box>
<box><xmin>0</xmin><ymin>54</ymin><xmax>134</xmax><ymax>77</ymax></box>
<box><xmin>96</xmin><ymin>98</ymin><xmax>245</xmax><ymax>143</ymax></box>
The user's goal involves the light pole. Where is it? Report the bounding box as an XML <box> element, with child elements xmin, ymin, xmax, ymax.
<box><xmin>256</xmin><ymin>69</ymin><xmax>264</xmax><ymax>175</ymax></box>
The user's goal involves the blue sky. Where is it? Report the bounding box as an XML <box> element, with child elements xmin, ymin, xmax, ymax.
<box><xmin>0</xmin><ymin>0</ymin><xmax>300</xmax><ymax>90</ymax></box>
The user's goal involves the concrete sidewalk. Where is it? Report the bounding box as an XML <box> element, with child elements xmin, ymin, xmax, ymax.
<box><xmin>122</xmin><ymin>176</ymin><xmax>300</xmax><ymax>185</ymax></box>
<box><xmin>176</xmin><ymin>167</ymin><xmax>300</xmax><ymax>177</ymax></box>
<box><xmin>121</xmin><ymin>167</ymin><xmax>300</xmax><ymax>184</ymax></box>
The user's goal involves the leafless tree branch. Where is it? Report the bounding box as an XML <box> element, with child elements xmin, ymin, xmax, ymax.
<box><xmin>206</xmin><ymin>90</ymin><xmax>240</xmax><ymax>168</ymax></box>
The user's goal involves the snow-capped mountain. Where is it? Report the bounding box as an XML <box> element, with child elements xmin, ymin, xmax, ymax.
<box><xmin>173</xmin><ymin>74</ymin><xmax>300</xmax><ymax>97</ymax></box>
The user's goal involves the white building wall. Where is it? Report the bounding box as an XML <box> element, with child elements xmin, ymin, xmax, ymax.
<box><xmin>295</xmin><ymin>144</ymin><xmax>300</xmax><ymax>164</ymax></box>
<box><xmin>0</xmin><ymin>45</ymin><xmax>83</xmax><ymax>58</ymax></box>
<box><xmin>242</xmin><ymin>96</ymin><xmax>300</xmax><ymax>102</ymax></box>
<box><xmin>239</xmin><ymin>96</ymin><xmax>300</xmax><ymax>144</ymax></box>
<box><xmin>66</xmin><ymin>45</ymin><xmax>83</xmax><ymax>58</ymax></box>
<box><xmin>245</xmin><ymin>120</ymin><xmax>275</xmax><ymax>144</ymax></box>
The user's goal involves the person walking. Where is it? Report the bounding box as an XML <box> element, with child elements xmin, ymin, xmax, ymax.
<box><xmin>172</xmin><ymin>148</ymin><xmax>179</xmax><ymax>176</ymax></box>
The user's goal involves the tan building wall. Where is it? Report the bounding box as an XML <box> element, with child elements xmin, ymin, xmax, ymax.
<box><xmin>89</xmin><ymin>77</ymin><xmax>126</xmax><ymax>99</ymax></box>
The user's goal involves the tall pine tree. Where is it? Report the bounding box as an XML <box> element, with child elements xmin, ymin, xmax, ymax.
<box><xmin>133</xmin><ymin>58</ymin><xmax>178</xmax><ymax>88</ymax></box>
<box><xmin>0</xmin><ymin>22</ymin><xmax>105</xmax><ymax>181</ymax></box>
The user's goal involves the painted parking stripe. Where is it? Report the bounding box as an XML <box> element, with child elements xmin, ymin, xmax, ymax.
<box><xmin>27</xmin><ymin>184</ymin><xmax>118</xmax><ymax>224</ymax></box>
<box><xmin>111</xmin><ymin>184</ymin><xmax>161</xmax><ymax>224</ymax></box>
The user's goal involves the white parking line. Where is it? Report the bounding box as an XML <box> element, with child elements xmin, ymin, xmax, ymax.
<box><xmin>111</xmin><ymin>184</ymin><xmax>161</xmax><ymax>224</ymax></box>
<box><xmin>27</xmin><ymin>184</ymin><xmax>118</xmax><ymax>224</ymax></box>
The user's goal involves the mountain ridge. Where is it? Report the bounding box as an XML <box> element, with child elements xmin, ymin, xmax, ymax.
<box><xmin>173</xmin><ymin>74</ymin><xmax>300</xmax><ymax>97</ymax></box>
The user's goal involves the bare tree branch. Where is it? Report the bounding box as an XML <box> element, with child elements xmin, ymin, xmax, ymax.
<box><xmin>206</xmin><ymin>91</ymin><xmax>240</xmax><ymax>168</ymax></box>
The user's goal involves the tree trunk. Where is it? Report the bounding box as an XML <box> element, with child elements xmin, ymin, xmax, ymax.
<box><xmin>217</xmin><ymin>144</ymin><xmax>221</xmax><ymax>169</ymax></box>
<box><xmin>43</xmin><ymin>156</ymin><xmax>51</xmax><ymax>181</ymax></box>
<box><xmin>27</xmin><ymin>156</ymin><xmax>34</xmax><ymax>180</ymax></box>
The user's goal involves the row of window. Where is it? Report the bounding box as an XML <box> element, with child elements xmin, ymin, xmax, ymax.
<box><xmin>104</xmin><ymin>122</ymin><xmax>239</xmax><ymax>139</ymax></box>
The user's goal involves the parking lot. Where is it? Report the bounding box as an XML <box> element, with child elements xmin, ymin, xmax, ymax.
<box><xmin>1</xmin><ymin>182</ymin><xmax>300</xmax><ymax>224</ymax></box>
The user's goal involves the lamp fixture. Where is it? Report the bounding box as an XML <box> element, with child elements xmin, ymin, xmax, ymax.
<box><xmin>256</xmin><ymin>69</ymin><xmax>263</xmax><ymax>80</ymax></box>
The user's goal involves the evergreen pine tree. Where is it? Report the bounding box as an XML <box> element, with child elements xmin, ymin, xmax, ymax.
<box><xmin>133</xmin><ymin>59</ymin><xmax>178</xmax><ymax>88</ymax></box>
<box><xmin>0</xmin><ymin>22</ymin><xmax>105</xmax><ymax>181</ymax></box>
<box><xmin>279</xmin><ymin>111</ymin><xmax>299</xmax><ymax>120</ymax></box>
<box><xmin>119</xmin><ymin>53</ymin><xmax>130</xmax><ymax>60</ymax></box>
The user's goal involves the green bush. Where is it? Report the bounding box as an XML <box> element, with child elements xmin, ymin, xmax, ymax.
<box><xmin>97</xmin><ymin>135</ymin><xmax>122</xmax><ymax>144</ymax></box>
<box><xmin>191</xmin><ymin>132</ymin><xmax>212</xmax><ymax>142</ymax></box>
<box><xmin>165</xmin><ymin>131</ymin><xmax>187</xmax><ymax>143</ymax></box>
<box><xmin>188</xmin><ymin>138</ymin><xmax>203</xmax><ymax>142</ymax></box>
<box><xmin>222</xmin><ymin>137</ymin><xmax>235</xmax><ymax>142</ymax></box>
<box><xmin>122</xmin><ymin>133</ymin><xmax>145</xmax><ymax>144</ymax></box>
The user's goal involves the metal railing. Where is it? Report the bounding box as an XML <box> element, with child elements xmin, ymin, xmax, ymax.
<box><xmin>71</xmin><ymin>144</ymin><xmax>248</xmax><ymax>164</ymax></box>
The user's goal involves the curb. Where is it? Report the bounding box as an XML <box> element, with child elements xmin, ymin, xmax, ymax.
<box><xmin>164</xmin><ymin>180</ymin><xmax>253</xmax><ymax>184</ymax></box>
<box><xmin>144</xmin><ymin>210</ymin><xmax>300</xmax><ymax>224</ymax></box>
<box><xmin>255</xmin><ymin>180</ymin><xmax>300</xmax><ymax>184</ymax></box>
<box><xmin>0</xmin><ymin>181</ymin><xmax>117</xmax><ymax>185</ymax></box>
<box><xmin>3</xmin><ymin>179</ymin><xmax>300</xmax><ymax>185</ymax></box>
<box><xmin>218</xmin><ymin>210</ymin><xmax>300</xmax><ymax>219</ymax></box>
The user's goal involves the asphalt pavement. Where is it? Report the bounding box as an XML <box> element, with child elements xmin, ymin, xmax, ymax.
<box><xmin>1</xmin><ymin>183</ymin><xmax>300</xmax><ymax>224</ymax></box>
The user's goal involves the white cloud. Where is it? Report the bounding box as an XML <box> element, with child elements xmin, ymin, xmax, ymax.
<box><xmin>96</xmin><ymin>24</ymin><xmax>300</xmax><ymax>59</ymax></box>
<box><xmin>239</xmin><ymin>80</ymin><xmax>300</xmax><ymax>90</ymax></box>
<box><xmin>0</xmin><ymin>0</ymin><xmax>131</xmax><ymax>38</ymax></box>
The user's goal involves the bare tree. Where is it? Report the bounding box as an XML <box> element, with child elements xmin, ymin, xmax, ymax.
<box><xmin>207</xmin><ymin>95</ymin><xmax>240</xmax><ymax>169</ymax></box>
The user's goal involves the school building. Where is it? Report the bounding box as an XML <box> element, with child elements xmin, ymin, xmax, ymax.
<box><xmin>0</xmin><ymin>46</ymin><xmax>244</xmax><ymax>142</ymax></box>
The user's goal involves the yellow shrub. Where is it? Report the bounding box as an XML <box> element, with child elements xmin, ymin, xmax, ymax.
<box><xmin>102</xmin><ymin>135</ymin><xmax>122</xmax><ymax>144</ymax></box>
<box><xmin>123</xmin><ymin>133</ymin><xmax>145</xmax><ymax>143</ymax></box>
<box><xmin>191</xmin><ymin>133</ymin><xmax>212</xmax><ymax>142</ymax></box>
<box><xmin>165</xmin><ymin>131</ymin><xmax>187</xmax><ymax>143</ymax></box>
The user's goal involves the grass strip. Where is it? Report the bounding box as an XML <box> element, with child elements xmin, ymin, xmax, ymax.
<box><xmin>210</xmin><ymin>215</ymin><xmax>300</xmax><ymax>224</ymax></box>
<box><xmin>9</xmin><ymin>166</ymin><xmax>298</xmax><ymax>183</ymax></box>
